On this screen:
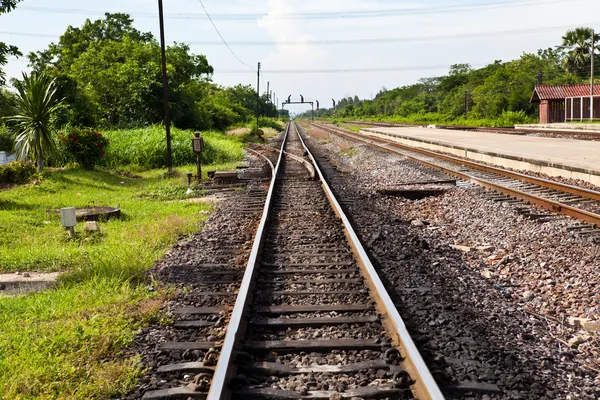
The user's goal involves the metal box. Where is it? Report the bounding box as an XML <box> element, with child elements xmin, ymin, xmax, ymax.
<box><xmin>60</xmin><ymin>207</ymin><xmax>77</xmax><ymax>228</ymax></box>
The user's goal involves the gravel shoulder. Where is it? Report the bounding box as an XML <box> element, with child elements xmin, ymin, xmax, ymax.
<box><xmin>122</xmin><ymin>153</ymin><xmax>271</xmax><ymax>399</ymax></box>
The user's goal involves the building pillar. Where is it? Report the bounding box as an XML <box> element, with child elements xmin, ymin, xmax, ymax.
<box><xmin>540</xmin><ymin>100</ymin><xmax>550</xmax><ymax>123</ymax></box>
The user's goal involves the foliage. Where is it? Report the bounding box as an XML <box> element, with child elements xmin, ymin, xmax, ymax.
<box><xmin>0</xmin><ymin>126</ymin><xmax>12</xmax><ymax>151</ymax></box>
<box><xmin>100</xmin><ymin>126</ymin><xmax>244</xmax><ymax>170</ymax></box>
<box><xmin>61</xmin><ymin>128</ymin><xmax>109</xmax><ymax>169</ymax></box>
<box><xmin>28</xmin><ymin>14</ymin><xmax>275</xmax><ymax>131</ymax></box>
<box><xmin>7</xmin><ymin>72</ymin><xmax>63</xmax><ymax>172</ymax></box>
<box><xmin>493</xmin><ymin>110</ymin><xmax>534</xmax><ymax>127</ymax></box>
<box><xmin>0</xmin><ymin>160</ymin><xmax>38</xmax><ymax>184</ymax></box>
<box><xmin>0</xmin><ymin>87</ymin><xmax>16</xmax><ymax>117</ymax></box>
<box><xmin>258</xmin><ymin>116</ymin><xmax>284</xmax><ymax>130</ymax></box>
<box><xmin>560</xmin><ymin>27</ymin><xmax>600</xmax><ymax>78</ymax></box>
<box><xmin>0</xmin><ymin>168</ymin><xmax>212</xmax><ymax>398</ymax></box>
<box><xmin>0</xmin><ymin>0</ymin><xmax>23</xmax><ymax>84</ymax></box>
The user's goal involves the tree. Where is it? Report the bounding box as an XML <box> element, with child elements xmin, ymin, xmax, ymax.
<box><xmin>0</xmin><ymin>0</ymin><xmax>23</xmax><ymax>84</ymax></box>
<box><xmin>561</xmin><ymin>27</ymin><xmax>600</xmax><ymax>77</ymax></box>
<box><xmin>29</xmin><ymin>14</ymin><xmax>215</xmax><ymax>129</ymax></box>
<box><xmin>8</xmin><ymin>73</ymin><xmax>63</xmax><ymax>172</ymax></box>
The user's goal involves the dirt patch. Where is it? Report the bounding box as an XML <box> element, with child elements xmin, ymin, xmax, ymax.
<box><xmin>182</xmin><ymin>195</ymin><xmax>225</xmax><ymax>204</ymax></box>
<box><xmin>227</xmin><ymin>127</ymin><xmax>251</xmax><ymax>136</ymax></box>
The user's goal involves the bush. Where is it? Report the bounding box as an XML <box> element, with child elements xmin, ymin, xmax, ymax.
<box><xmin>0</xmin><ymin>124</ymin><xmax>13</xmax><ymax>152</ymax></box>
<box><xmin>493</xmin><ymin>110</ymin><xmax>535</xmax><ymax>127</ymax></box>
<box><xmin>0</xmin><ymin>161</ymin><xmax>38</xmax><ymax>184</ymax></box>
<box><xmin>0</xmin><ymin>135</ymin><xmax>13</xmax><ymax>152</ymax></box>
<box><xmin>60</xmin><ymin>128</ymin><xmax>109</xmax><ymax>170</ymax></box>
<box><xmin>258</xmin><ymin>117</ymin><xmax>284</xmax><ymax>131</ymax></box>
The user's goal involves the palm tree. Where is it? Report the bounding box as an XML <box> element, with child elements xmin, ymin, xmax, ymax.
<box><xmin>561</xmin><ymin>27</ymin><xmax>600</xmax><ymax>78</ymax></box>
<box><xmin>8</xmin><ymin>72</ymin><xmax>62</xmax><ymax>172</ymax></box>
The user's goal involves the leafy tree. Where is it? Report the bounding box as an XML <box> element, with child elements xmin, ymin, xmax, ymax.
<box><xmin>29</xmin><ymin>13</ymin><xmax>153</xmax><ymax>71</ymax></box>
<box><xmin>8</xmin><ymin>73</ymin><xmax>63</xmax><ymax>172</ymax></box>
<box><xmin>560</xmin><ymin>27</ymin><xmax>600</xmax><ymax>78</ymax></box>
<box><xmin>29</xmin><ymin>14</ymin><xmax>214</xmax><ymax>129</ymax></box>
<box><xmin>0</xmin><ymin>0</ymin><xmax>23</xmax><ymax>84</ymax></box>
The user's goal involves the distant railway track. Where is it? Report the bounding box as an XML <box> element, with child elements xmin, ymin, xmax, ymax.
<box><xmin>347</xmin><ymin>120</ymin><xmax>600</xmax><ymax>139</ymax></box>
<box><xmin>309</xmin><ymin>122</ymin><xmax>600</xmax><ymax>230</ymax></box>
<box><xmin>143</xmin><ymin>122</ymin><xmax>444</xmax><ymax>399</ymax></box>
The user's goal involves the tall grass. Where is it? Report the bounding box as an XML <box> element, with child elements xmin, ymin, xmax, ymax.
<box><xmin>101</xmin><ymin>126</ymin><xmax>244</xmax><ymax>169</ymax></box>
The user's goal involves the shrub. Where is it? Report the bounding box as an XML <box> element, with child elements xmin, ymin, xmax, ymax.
<box><xmin>0</xmin><ymin>161</ymin><xmax>38</xmax><ymax>184</ymax></box>
<box><xmin>493</xmin><ymin>110</ymin><xmax>534</xmax><ymax>127</ymax></box>
<box><xmin>61</xmin><ymin>128</ymin><xmax>109</xmax><ymax>169</ymax></box>
<box><xmin>0</xmin><ymin>135</ymin><xmax>13</xmax><ymax>152</ymax></box>
<box><xmin>258</xmin><ymin>117</ymin><xmax>284</xmax><ymax>131</ymax></box>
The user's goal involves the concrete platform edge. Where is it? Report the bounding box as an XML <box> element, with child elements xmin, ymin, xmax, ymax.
<box><xmin>363</xmin><ymin>128</ymin><xmax>600</xmax><ymax>187</ymax></box>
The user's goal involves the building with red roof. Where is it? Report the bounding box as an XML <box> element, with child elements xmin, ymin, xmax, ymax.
<box><xmin>530</xmin><ymin>84</ymin><xmax>600</xmax><ymax>123</ymax></box>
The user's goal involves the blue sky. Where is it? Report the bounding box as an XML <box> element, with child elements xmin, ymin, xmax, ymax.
<box><xmin>2</xmin><ymin>0</ymin><xmax>600</xmax><ymax>114</ymax></box>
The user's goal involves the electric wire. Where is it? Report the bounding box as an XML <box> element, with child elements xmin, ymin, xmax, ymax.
<box><xmin>14</xmin><ymin>0</ymin><xmax>586</xmax><ymax>20</ymax></box>
<box><xmin>3</xmin><ymin>22</ymin><xmax>598</xmax><ymax>46</ymax></box>
<box><xmin>196</xmin><ymin>0</ymin><xmax>252</xmax><ymax>68</ymax></box>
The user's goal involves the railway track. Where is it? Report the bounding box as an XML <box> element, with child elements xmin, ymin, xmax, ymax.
<box><xmin>309</xmin><ymin>122</ymin><xmax>600</xmax><ymax>233</ymax></box>
<box><xmin>142</xmin><ymin>122</ymin><xmax>443</xmax><ymax>399</ymax></box>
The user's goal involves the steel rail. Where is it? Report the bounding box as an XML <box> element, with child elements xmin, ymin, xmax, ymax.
<box><xmin>310</xmin><ymin>122</ymin><xmax>600</xmax><ymax>226</ymax></box>
<box><xmin>207</xmin><ymin>123</ymin><xmax>291</xmax><ymax>400</ymax></box>
<box><xmin>245</xmin><ymin>147</ymin><xmax>276</xmax><ymax>167</ymax></box>
<box><xmin>248</xmin><ymin>142</ymin><xmax>316</xmax><ymax>179</ymax></box>
<box><xmin>294</xmin><ymin>122</ymin><xmax>445</xmax><ymax>400</ymax></box>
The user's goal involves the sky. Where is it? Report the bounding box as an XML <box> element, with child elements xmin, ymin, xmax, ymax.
<box><xmin>2</xmin><ymin>0</ymin><xmax>600</xmax><ymax>114</ymax></box>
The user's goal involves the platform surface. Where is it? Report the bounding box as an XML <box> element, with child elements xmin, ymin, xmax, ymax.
<box><xmin>364</xmin><ymin>127</ymin><xmax>600</xmax><ymax>173</ymax></box>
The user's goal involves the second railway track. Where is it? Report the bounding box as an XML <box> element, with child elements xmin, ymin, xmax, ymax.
<box><xmin>310</xmin><ymin>122</ymin><xmax>600</xmax><ymax>232</ymax></box>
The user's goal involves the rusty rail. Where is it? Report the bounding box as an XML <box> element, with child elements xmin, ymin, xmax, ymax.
<box><xmin>309</xmin><ymin>122</ymin><xmax>600</xmax><ymax>226</ymax></box>
<box><xmin>207</xmin><ymin>123</ymin><xmax>291</xmax><ymax>400</ymax></box>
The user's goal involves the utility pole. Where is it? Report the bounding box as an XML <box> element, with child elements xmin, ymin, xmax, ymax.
<box><xmin>267</xmin><ymin>82</ymin><xmax>270</xmax><ymax>103</ymax></box>
<box><xmin>591</xmin><ymin>29</ymin><xmax>595</xmax><ymax>121</ymax></box>
<box><xmin>158</xmin><ymin>0</ymin><xmax>172</xmax><ymax>173</ymax></box>
<box><xmin>256</xmin><ymin>62</ymin><xmax>261</xmax><ymax>127</ymax></box>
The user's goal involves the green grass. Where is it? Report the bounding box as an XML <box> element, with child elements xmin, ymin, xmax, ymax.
<box><xmin>0</xmin><ymin>167</ymin><xmax>215</xmax><ymax>398</ymax></box>
<box><xmin>327</xmin><ymin>110</ymin><xmax>537</xmax><ymax>128</ymax></box>
<box><xmin>338</xmin><ymin>147</ymin><xmax>359</xmax><ymax>158</ymax></box>
<box><xmin>102</xmin><ymin>126</ymin><xmax>245</xmax><ymax>170</ymax></box>
<box><xmin>338</xmin><ymin>124</ymin><xmax>362</xmax><ymax>132</ymax></box>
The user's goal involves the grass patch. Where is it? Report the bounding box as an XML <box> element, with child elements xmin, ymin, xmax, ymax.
<box><xmin>324</xmin><ymin>110</ymin><xmax>537</xmax><ymax>128</ymax></box>
<box><xmin>102</xmin><ymin>126</ymin><xmax>245</xmax><ymax>170</ymax></box>
<box><xmin>338</xmin><ymin>147</ymin><xmax>359</xmax><ymax>158</ymax></box>
<box><xmin>0</xmin><ymin>167</ymin><xmax>213</xmax><ymax>398</ymax></box>
<box><xmin>339</xmin><ymin>124</ymin><xmax>362</xmax><ymax>133</ymax></box>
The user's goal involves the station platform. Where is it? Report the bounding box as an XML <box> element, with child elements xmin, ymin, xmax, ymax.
<box><xmin>362</xmin><ymin>126</ymin><xmax>600</xmax><ymax>186</ymax></box>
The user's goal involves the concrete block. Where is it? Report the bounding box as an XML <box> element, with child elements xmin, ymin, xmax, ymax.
<box><xmin>84</xmin><ymin>221</ymin><xmax>100</xmax><ymax>232</ymax></box>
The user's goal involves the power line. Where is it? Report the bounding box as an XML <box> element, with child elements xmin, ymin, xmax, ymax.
<box><xmin>196</xmin><ymin>0</ymin><xmax>252</xmax><ymax>68</ymax></box>
<box><xmin>15</xmin><ymin>0</ymin><xmax>586</xmax><ymax>21</ymax></box>
<box><xmin>216</xmin><ymin>64</ymin><xmax>488</xmax><ymax>74</ymax></box>
<box><xmin>5</xmin><ymin>57</ymin><xmax>484</xmax><ymax>73</ymax></box>
<box><xmin>3</xmin><ymin>22</ymin><xmax>598</xmax><ymax>47</ymax></box>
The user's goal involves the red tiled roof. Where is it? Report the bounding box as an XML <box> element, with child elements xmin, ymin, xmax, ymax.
<box><xmin>531</xmin><ymin>84</ymin><xmax>600</xmax><ymax>102</ymax></box>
